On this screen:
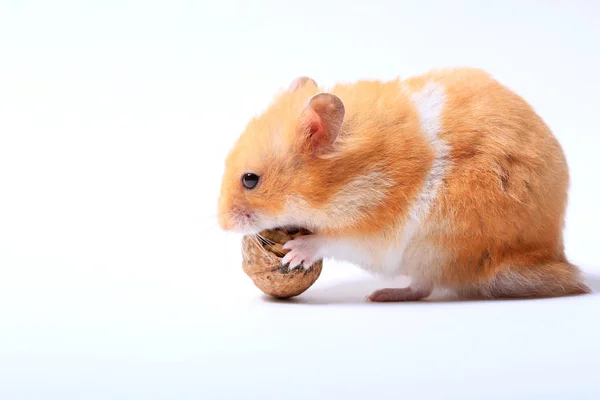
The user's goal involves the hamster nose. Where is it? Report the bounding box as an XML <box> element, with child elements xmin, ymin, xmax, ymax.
<box><xmin>232</xmin><ymin>207</ymin><xmax>255</xmax><ymax>224</ymax></box>
<box><xmin>240</xmin><ymin>211</ymin><xmax>254</xmax><ymax>223</ymax></box>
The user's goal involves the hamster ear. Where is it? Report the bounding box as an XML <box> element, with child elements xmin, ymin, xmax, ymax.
<box><xmin>288</xmin><ymin>76</ymin><xmax>317</xmax><ymax>92</ymax></box>
<box><xmin>300</xmin><ymin>93</ymin><xmax>345</xmax><ymax>152</ymax></box>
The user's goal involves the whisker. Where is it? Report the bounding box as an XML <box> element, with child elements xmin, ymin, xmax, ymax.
<box><xmin>256</xmin><ymin>232</ymin><xmax>275</xmax><ymax>246</ymax></box>
<box><xmin>245</xmin><ymin>228</ymin><xmax>278</xmax><ymax>260</ymax></box>
<box><xmin>238</xmin><ymin>222</ymin><xmax>252</xmax><ymax>261</ymax></box>
<box><xmin>240</xmin><ymin>241</ymin><xmax>249</xmax><ymax>262</ymax></box>
<box><xmin>249</xmin><ymin>233</ymin><xmax>271</xmax><ymax>259</ymax></box>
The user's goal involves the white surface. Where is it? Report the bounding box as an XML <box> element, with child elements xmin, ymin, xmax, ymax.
<box><xmin>1</xmin><ymin>1</ymin><xmax>600</xmax><ymax>399</ymax></box>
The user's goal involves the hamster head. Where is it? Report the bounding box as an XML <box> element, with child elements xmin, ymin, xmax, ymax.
<box><xmin>218</xmin><ymin>77</ymin><xmax>345</xmax><ymax>234</ymax></box>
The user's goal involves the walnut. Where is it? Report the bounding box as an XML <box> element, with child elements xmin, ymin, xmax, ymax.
<box><xmin>241</xmin><ymin>228</ymin><xmax>323</xmax><ymax>298</ymax></box>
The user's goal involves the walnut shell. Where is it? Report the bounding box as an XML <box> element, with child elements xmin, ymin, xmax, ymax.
<box><xmin>241</xmin><ymin>229</ymin><xmax>323</xmax><ymax>298</ymax></box>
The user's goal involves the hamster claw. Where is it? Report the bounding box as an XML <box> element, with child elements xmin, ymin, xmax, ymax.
<box><xmin>281</xmin><ymin>236</ymin><xmax>320</xmax><ymax>270</ymax></box>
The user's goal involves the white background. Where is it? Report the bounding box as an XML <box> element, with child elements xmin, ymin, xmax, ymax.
<box><xmin>1</xmin><ymin>1</ymin><xmax>599</xmax><ymax>399</ymax></box>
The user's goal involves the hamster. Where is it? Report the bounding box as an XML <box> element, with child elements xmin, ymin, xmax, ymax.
<box><xmin>218</xmin><ymin>69</ymin><xmax>590</xmax><ymax>301</ymax></box>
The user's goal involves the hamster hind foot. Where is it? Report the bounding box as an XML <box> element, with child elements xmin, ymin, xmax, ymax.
<box><xmin>367</xmin><ymin>283</ymin><xmax>433</xmax><ymax>302</ymax></box>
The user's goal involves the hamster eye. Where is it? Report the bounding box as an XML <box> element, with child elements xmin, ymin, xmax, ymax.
<box><xmin>242</xmin><ymin>173</ymin><xmax>260</xmax><ymax>189</ymax></box>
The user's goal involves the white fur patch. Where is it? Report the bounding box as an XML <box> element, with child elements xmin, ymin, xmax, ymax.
<box><xmin>405</xmin><ymin>83</ymin><xmax>449</xmax><ymax>223</ymax></box>
<box><xmin>383</xmin><ymin>82</ymin><xmax>449</xmax><ymax>276</ymax></box>
<box><xmin>346</xmin><ymin>82</ymin><xmax>450</xmax><ymax>278</ymax></box>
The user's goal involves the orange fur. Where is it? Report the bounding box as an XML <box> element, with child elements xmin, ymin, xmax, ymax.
<box><xmin>218</xmin><ymin>68</ymin><xmax>590</xmax><ymax>300</ymax></box>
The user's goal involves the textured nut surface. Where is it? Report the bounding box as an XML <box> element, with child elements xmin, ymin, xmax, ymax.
<box><xmin>241</xmin><ymin>229</ymin><xmax>323</xmax><ymax>298</ymax></box>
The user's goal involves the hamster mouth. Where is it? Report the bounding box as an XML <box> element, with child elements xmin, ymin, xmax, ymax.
<box><xmin>278</xmin><ymin>226</ymin><xmax>301</xmax><ymax>235</ymax></box>
<box><xmin>273</xmin><ymin>226</ymin><xmax>311</xmax><ymax>236</ymax></box>
<box><xmin>256</xmin><ymin>226</ymin><xmax>311</xmax><ymax>257</ymax></box>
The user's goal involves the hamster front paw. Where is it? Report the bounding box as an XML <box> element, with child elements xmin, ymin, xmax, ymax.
<box><xmin>281</xmin><ymin>235</ymin><xmax>322</xmax><ymax>270</ymax></box>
